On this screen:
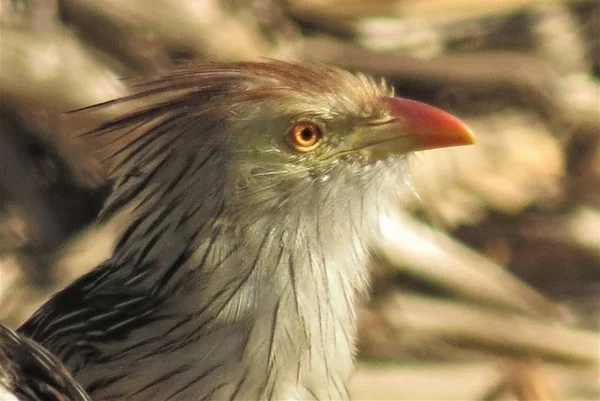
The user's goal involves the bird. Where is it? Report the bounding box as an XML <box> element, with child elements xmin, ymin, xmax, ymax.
<box><xmin>16</xmin><ymin>61</ymin><xmax>475</xmax><ymax>400</ymax></box>
<box><xmin>0</xmin><ymin>323</ymin><xmax>91</xmax><ymax>401</ymax></box>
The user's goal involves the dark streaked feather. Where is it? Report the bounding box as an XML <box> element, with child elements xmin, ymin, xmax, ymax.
<box><xmin>0</xmin><ymin>323</ymin><xmax>91</xmax><ymax>401</ymax></box>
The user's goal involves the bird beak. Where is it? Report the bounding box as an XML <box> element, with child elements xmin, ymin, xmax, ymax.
<box><xmin>343</xmin><ymin>97</ymin><xmax>475</xmax><ymax>161</ymax></box>
<box><xmin>380</xmin><ymin>97</ymin><xmax>476</xmax><ymax>151</ymax></box>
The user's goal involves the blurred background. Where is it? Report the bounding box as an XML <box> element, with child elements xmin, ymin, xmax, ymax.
<box><xmin>0</xmin><ymin>0</ymin><xmax>598</xmax><ymax>399</ymax></box>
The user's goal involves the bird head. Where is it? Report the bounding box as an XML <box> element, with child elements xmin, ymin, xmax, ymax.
<box><xmin>88</xmin><ymin>61</ymin><xmax>474</xmax><ymax>231</ymax></box>
<box><xmin>224</xmin><ymin>65</ymin><xmax>474</xmax><ymax>212</ymax></box>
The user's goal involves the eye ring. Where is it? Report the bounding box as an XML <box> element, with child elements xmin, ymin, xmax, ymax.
<box><xmin>289</xmin><ymin>121</ymin><xmax>322</xmax><ymax>152</ymax></box>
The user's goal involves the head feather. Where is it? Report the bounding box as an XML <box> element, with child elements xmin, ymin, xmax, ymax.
<box><xmin>77</xmin><ymin>61</ymin><xmax>392</xmax><ymax>177</ymax></box>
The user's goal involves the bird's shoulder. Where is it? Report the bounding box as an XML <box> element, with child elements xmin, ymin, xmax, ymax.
<box><xmin>18</xmin><ymin>260</ymin><xmax>161</xmax><ymax>372</ymax></box>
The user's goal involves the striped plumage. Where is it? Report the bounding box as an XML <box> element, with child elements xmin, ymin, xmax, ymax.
<box><xmin>0</xmin><ymin>323</ymin><xmax>90</xmax><ymax>401</ymax></box>
<box><xmin>16</xmin><ymin>61</ymin><xmax>474</xmax><ymax>400</ymax></box>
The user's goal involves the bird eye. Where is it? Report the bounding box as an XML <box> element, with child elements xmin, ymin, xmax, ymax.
<box><xmin>289</xmin><ymin>122</ymin><xmax>322</xmax><ymax>152</ymax></box>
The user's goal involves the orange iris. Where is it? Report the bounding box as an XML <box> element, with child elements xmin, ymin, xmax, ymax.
<box><xmin>289</xmin><ymin>122</ymin><xmax>322</xmax><ymax>152</ymax></box>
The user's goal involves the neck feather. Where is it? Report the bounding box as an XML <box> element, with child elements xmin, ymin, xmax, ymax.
<box><xmin>70</xmin><ymin>158</ymin><xmax>405</xmax><ymax>401</ymax></box>
<box><xmin>82</xmin><ymin>187</ymin><xmax>374</xmax><ymax>401</ymax></box>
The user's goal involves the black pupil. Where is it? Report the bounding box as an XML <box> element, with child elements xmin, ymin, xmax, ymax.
<box><xmin>300</xmin><ymin>127</ymin><xmax>314</xmax><ymax>141</ymax></box>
